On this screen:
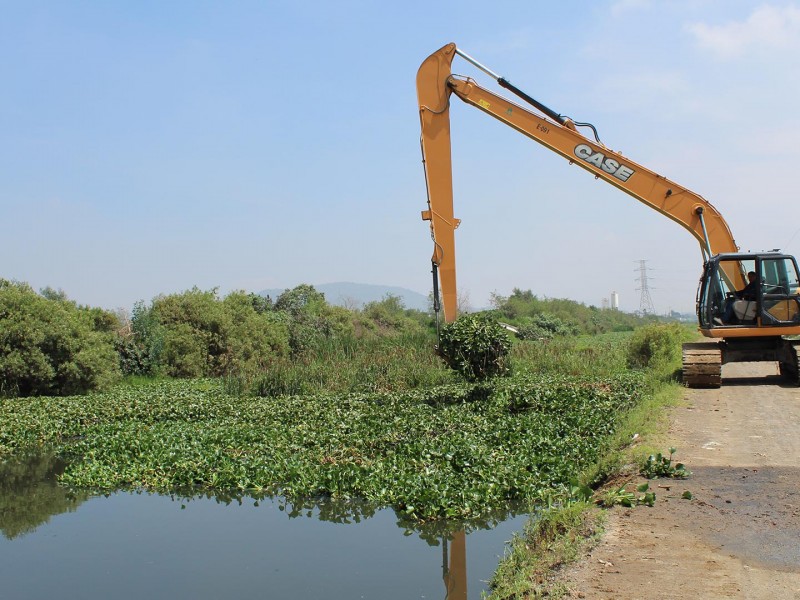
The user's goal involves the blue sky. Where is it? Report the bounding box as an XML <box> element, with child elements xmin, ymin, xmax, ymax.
<box><xmin>3</xmin><ymin>1</ymin><xmax>800</xmax><ymax>314</ymax></box>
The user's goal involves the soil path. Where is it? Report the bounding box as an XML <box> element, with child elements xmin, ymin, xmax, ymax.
<box><xmin>564</xmin><ymin>362</ymin><xmax>800</xmax><ymax>599</ymax></box>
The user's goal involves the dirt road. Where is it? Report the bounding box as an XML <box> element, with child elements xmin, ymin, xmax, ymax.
<box><xmin>564</xmin><ymin>362</ymin><xmax>800</xmax><ymax>599</ymax></box>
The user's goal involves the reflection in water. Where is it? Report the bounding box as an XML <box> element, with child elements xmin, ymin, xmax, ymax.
<box><xmin>443</xmin><ymin>531</ymin><xmax>467</xmax><ymax>600</ymax></box>
<box><xmin>169</xmin><ymin>492</ymin><xmax>522</xmax><ymax>600</ymax></box>
<box><xmin>0</xmin><ymin>458</ymin><xmax>526</xmax><ymax>599</ymax></box>
<box><xmin>172</xmin><ymin>487</ymin><xmax>525</xmax><ymax>545</ymax></box>
<box><xmin>0</xmin><ymin>453</ymin><xmax>88</xmax><ymax>539</ymax></box>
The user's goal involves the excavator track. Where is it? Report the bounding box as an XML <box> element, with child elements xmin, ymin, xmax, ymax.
<box><xmin>779</xmin><ymin>341</ymin><xmax>800</xmax><ymax>385</ymax></box>
<box><xmin>682</xmin><ymin>342</ymin><xmax>723</xmax><ymax>388</ymax></box>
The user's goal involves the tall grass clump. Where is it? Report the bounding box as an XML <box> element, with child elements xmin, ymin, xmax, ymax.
<box><xmin>242</xmin><ymin>330</ymin><xmax>455</xmax><ymax>397</ymax></box>
<box><xmin>488</xmin><ymin>501</ymin><xmax>600</xmax><ymax>599</ymax></box>
<box><xmin>626</xmin><ymin>323</ymin><xmax>694</xmax><ymax>372</ymax></box>
<box><xmin>511</xmin><ymin>332</ymin><xmax>630</xmax><ymax>378</ymax></box>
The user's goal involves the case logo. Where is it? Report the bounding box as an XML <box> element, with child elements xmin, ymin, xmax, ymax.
<box><xmin>574</xmin><ymin>144</ymin><xmax>635</xmax><ymax>182</ymax></box>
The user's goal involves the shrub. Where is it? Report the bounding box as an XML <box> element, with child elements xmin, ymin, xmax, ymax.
<box><xmin>128</xmin><ymin>288</ymin><xmax>290</xmax><ymax>378</ymax></box>
<box><xmin>361</xmin><ymin>294</ymin><xmax>424</xmax><ymax>334</ymax></box>
<box><xmin>222</xmin><ymin>291</ymin><xmax>289</xmax><ymax>374</ymax></box>
<box><xmin>516</xmin><ymin>313</ymin><xmax>577</xmax><ymax>340</ymax></box>
<box><xmin>274</xmin><ymin>284</ymin><xmax>326</xmax><ymax>314</ymax></box>
<box><xmin>117</xmin><ymin>300</ymin><xmax>165</xmax><ymax>376</ymax></box>
<box><xmin>160</xmin><ymin>322</ymin><xmax>208</xmax><ymax>378</ymax></box>
<box><xmin>273</xmin><ymin>285</ymin><xmax>353</xmax><ymax>357</ymax></box>
<box><xmin>626</xmin><ymin>323</ymin><xmax>691</xmax><ymax>369</ymax></box>
<box><xmin>437</xmin><ymin>313</ymin><xmax>511</xmax><ymax>381</ymax></box>
<box><xmin>0</xmin><ymin>280</ymin><xmax>120</xmax><ymax>396</ymax></box>
<box><xmin>492</xmin><ymin>288</ymin><xmax>650</xmax><ymax>335</ymax></box>
<box><xmin>149</xmin><ymin>289</ymin><xmax>226</xmax><ymax>376</ymax></box>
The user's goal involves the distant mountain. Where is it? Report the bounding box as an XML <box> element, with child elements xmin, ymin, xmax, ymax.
<box><xmin>259</xmin><ymin>282</ymin><xmax>430</xmax><ymax>311</ymax></box>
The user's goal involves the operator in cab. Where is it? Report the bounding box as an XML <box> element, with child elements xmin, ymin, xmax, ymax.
<box><xmin>717</xmin><ymin>271</ymin><xmax>759</xmax><ymax>324</ymax></box>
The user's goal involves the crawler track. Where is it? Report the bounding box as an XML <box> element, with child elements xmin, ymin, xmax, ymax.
<box><xmin>682</xmin><ymin>342</ymin><xmax>722</xmax><ymax>388</ymax></box>
<box><xmin>779</xmin><ymin>340</ymin><xmax>800</xmax><ymax>384</ymax></box>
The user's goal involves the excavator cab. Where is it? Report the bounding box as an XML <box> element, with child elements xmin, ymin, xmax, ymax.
<box><xmin>684</xmin><ymin>253</ymin><xmax>800</xmax><ymax>387</ymax></box>
<box><xmin>699</xmin><ymin>253</ymin><xmax>800</xmax><ymax>331</ymax></box>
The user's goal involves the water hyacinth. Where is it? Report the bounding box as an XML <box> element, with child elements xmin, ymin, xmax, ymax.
<box><xmin>0</xmin><ymin>373</ymin><xmax>643</xmax><ymax>521</ymax></box>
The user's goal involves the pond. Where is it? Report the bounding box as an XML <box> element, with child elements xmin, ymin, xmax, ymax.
<box><xmin>0</xmin><ymin>455</ymin><xmax>528</xmax><ymax>599</ymax></box>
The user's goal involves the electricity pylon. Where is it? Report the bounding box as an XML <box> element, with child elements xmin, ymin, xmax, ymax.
<box><xmin>635</xmin><ymin>260</ymin><xmax>655</xmax><ymax>315</ymax></box>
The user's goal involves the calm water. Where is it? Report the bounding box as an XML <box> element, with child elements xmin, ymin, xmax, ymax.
<box><xmin>0</xmin><ymin>455</ymin><xmax>528</xmax><ymax>599</ymax></box>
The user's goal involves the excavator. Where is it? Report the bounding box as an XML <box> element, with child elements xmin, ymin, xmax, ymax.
<box><xmin>417</xmin><ymin>43</ymin><xmax>800</xmax><ymax>387</ymax></box>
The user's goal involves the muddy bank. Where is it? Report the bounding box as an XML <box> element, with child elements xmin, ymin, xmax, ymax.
<box><xmin>564</xmin><ymin>362</ymin><xmax>800</xmax><ymax>599</ymax></box>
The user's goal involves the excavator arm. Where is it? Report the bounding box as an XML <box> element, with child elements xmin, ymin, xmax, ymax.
<box><xmin>417</xmin><ymin>43</ymin><xmax>741</xmax><ymax>323</ymax></box>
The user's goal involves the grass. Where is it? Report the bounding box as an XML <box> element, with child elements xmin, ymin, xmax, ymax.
<box><xmin>227</xmin><ymin>329</ymin><xmax>638</xmax><ymax>398</ymax></box>
<box><xmin>485</xmin><ymin>326</ymin><xmax>689</xmax><ymax>598</ymax></box>
<box><xmin>510</xmin><ymin>333</ymin><xmax>630</xmax><ymax>378</ymax></box>
<box><xmin>488</xmin><ymin>502</ymin><xmax>604</xmax><ymax>599</ymax></box>
<box><xmin>225</xmin><ymin>331</ymin><xmax>456</xmax><ymax>397</ymax></box>
<box><xmin>485</xmin><ymin>380</ymin><xmax>686</xmax><ymax>598</ymax></box>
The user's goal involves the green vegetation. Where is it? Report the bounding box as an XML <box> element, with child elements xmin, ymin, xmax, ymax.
<box><xmin>0</xmin><ymin>280</ymin><xmax>120</xmax><ymax>397</ymax></box>
<box><xmin>488</xmin><ymin>502</ymin><xmax>602</xmax><ymax>599</ymax></box>
<box><xmin>595</xmin><ymin>481</ymin><xmax>655</xmax><ymax>508</ymax></box>
<box><xmin>486</xmin><ymin>323</ymin><xmax>690</xmax><ymax>598</ymax></box>
<box><xmin>511</xmin><ymin>333</ymin><xmax>629</xmax><ymax>378</ymax></box>
<box><xmin>0</xmin><ymin>284</ymin><xmax>688</xmax><ymax>519</ymax></box>
<box><xmin>0</xmin><ymin>369</ymin><xmax>643</xmax><ymax>521</ymax></box>
<box><xmin>1</xmin><ymin>280</ymin><xmax>695</xmax><ymax>593</ymax></box>
<box><xmin>2</xmin><ymin>282</ymin><xmax>441</xmax><ymax>398</ymax></box>
<box><xmin>437</xmin><ymin>313</ymin><xmax>512</xmax><ymax>381</ymax></box>
<box><xmin>491</xmin><ymin>288</ymin><xmax>655</xmax><ymax>336</ymax></box>
<box><xmin>121</xmin><ymin>287</ymin><xmax>291</xmax><ymax>379</ymax></box>
<box><xmin>626</xmin><ymin>322</ymin><xmax>694</xmax><ymax>370</ymax></box>
<box><xmin>238</xmin><ymin>332</ymin><xmax>454</xmax><ymax>397</ymax></box>
<box><xmin>640</xmin><ymin>447</ymin><xmax>691</xmax><ymax>479</ymax></box>
<box><xmin>1</xmin><ymin>279</ymin><xmax>665</xmax><ymax>399</ymax></box>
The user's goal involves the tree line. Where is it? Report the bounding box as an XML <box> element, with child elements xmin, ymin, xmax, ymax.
<box><xmin>0</xmin><ymin>280</ymin><xmax>657</xmax><ymax>397</ymax></box>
